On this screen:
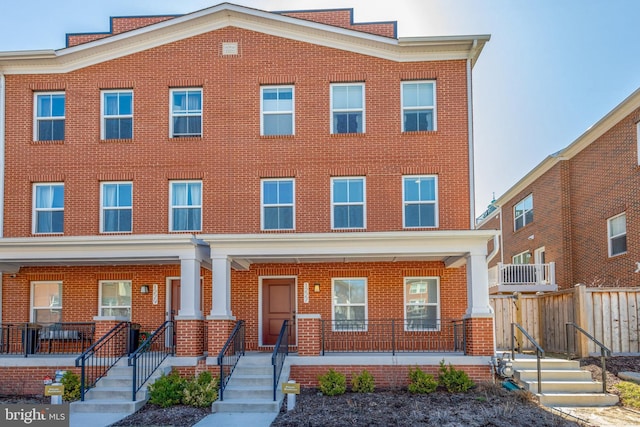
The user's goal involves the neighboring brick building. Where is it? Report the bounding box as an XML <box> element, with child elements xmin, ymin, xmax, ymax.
<box><xmin>0</xmin><ymin>3</ymin><xmax>494</xmax><ymax>394</ymax></box>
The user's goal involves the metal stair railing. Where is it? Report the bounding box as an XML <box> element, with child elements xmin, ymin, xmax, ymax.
<box><xmin>217</xmin><ymin>320</ymin><xmax>245</xmax><ymax>401</ymax></box>
<box><xmin>271</xmin><ymin>320</ymin><xmax>289</xmax><ymax>401</ymax></box>
<box><xmin>565</xmin><ymin>322</ymin><xmax>611</xmax><ymax>393</ymax></box>
<box><xmin>128</xmin><ymin>321</ymin><xmax>175</xmax><ymax>401</ymax></box>
<box><xmin>511</xmin><ymin>322</ymin><xmax>545</xmax><ymax>393</ymax></box>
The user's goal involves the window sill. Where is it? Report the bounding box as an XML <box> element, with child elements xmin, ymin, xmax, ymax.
<box><xmin>100</xmin><ymin>138</ymin><xmax>134</xmax><ymax>144</ymax></box>
<box><xmin>100</xmin><ymin>231</ymin><xmax>133</xmax><ymax>235</ymax></box>
<box><xmin>331</xmin><ymin>228</ymin><xmax>366</xmax><ymax>232</ymax></box>
<box><xmin>330</xmin><ymin>133</ymin><xmax>365</xmax><ymax>138</ymax></box>
<box><xmin>32</xmin><ymin>232</ymin><xmax>64</xmax><ymax>236</ymax></box>
<box><xmin>31</xmin><ymin>140</ymin><xmax>64</xmax><ymax>145</ymax></box>
<box><xmin>401</xmin><ymin>130</ymin><xmax>436</xmax><ymax>135</ymax></box>
<box><xmin>260</xmin><ymin>229</ymin><xmax>296</xmax><ymax>233</ymax></box>
<box><xmin>93</xmin><ymin>315</ymin><xmax>130</xmax><ymax>322</ymax></box>
<box><xmin>260</xmin><ymin>134</ymin><xmax>295</xmax><ymax>139</ymax></box>
<box><xmin>170</xmin><ymin>136</ymin><xmax>202</xmax><ymax>141</ymax></box>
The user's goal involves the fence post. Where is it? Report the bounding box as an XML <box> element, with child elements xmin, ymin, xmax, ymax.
<box><xmin>574</xmin><ymin>284</ymin><xmax>589</xmax><ymax>357</ymax></box>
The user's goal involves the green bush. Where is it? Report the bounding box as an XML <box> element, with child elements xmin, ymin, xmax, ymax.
<box><xmin>351</xmin><ymin>370</ymin><xmax>375</xmax><ymax>393</ymax></box>
<box><xmin>60</xmin><ymin>371</ymin><xmax>80</xmax><ymax>402</ymax></box>
<box><xmin>318</xmin><ymin>369</ymin><xmax>346</xmax><ymax>396</ymax></box>
<box><xmin>182</xmin><ymin>371</ymin><xmax>219</xmax><ymax>408</ymax></box>
<box><xmin>407</xmin><ymin>367</ymin><xmax>438</xmax><ymax>394</ymax></box>
<box><xmin>616</xmin><ymin>381</ymin><xmax>640</xmax><ymax>408</ymax></box>
<box><xmin>148</xmin><ymin>371</ymin><xmax>185</xmax><ymax>408</ymax></box>
<box><xmin>438</xmin><ymin>360</ymin><xmax>475</xmax><ymax>393</ymax></box>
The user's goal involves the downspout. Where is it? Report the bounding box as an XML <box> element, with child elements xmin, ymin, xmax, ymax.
<box><xmin>467</xmin><ymin>41</ymin><xmax>477</xmax><ymax>229</ymax></box>
<box><xmin>486</xmin><ymin>231</ymin><xmax>500</xmax><ymax>263</ymax></box>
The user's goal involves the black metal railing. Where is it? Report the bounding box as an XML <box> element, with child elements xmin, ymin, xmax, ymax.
<box><xmin>129</xmin><ymin>321</ymin><xmax>175</xmax><ymax>401</ymax></box>
<box><xmin>272</xmin><ymin>320</ymin><xmax>289</xmax><ymax>401</ymax></box>
<box><xmin>565</xmin><ymin>322</ymin><xmax>611</xmax><ymax>393</ymax></box>
<box><xmin>320</xmin><ymin>319</ymin><xmax>465</xmax><ymax>355</ymax></box>
<box><xmin>511</xmin><ymin>322</ymin><xmax>545</xmax><ymax>393</ymax></box>
<box><xmin>0</xmin><ymin>322</ymin><xmax>95</xmax><ymax>357</ymax></box>
<box><xmin>217</xmin><ymin>320</ymin><xmax>245</xmax><ymax>401</ymax></box>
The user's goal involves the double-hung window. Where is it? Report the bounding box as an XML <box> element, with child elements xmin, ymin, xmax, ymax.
<box><xmin>514</xmin><ymin>194</ymin><xmax>533</xmax><ymax>231</ymax></box>
<box><xmin>101</xmin><ymin>182</ymin><xmax>132</xmax><ymax>233</ymax></box>
<box><xmin>102</xmin><ymin>90</ymin><xmax>133</xmax><ymax>139</ymax></box>
<box><xmin>402</xmin><ymin>81</ymin><xmax>436</xmax><ymax>131</ymax></box>
<box><xmin>332</xmin><ymin>278</ymin><xmax>367</xmax><ymax>331</ymax></box>
<box><xmin>35</xmin><ymin>92</ymin><xmax>65</xmax><ymax>141</ymax></box>
<box><xmin>31</xmin><ymin>281</ymin><xmax>62</xmax><ymax>324</ymax></box>
<box><xmin>331</xmin><ymin>83</ymin><xmax>364</xmax><ymax>134</ymax></box>
<box><xmin>403</xmin><ymin>175</ymin><xmax>438</xmax><ymax>228</ymax></box>
<box><xmin>99</xmin><ymin>280</ymin><xmax>132</xmax><ymax>319</ymax></box>
<box><xmin>331</xmin><ymin>177</ymin><xmax>365</xmax><ymax>229</ymax></box>
<box><xmin>261</xmin><ymin>179</ymin><xmax>294</xmax><ymax>230</ymax></box>
<box><xmin>33</xmin><ymin>183</ymin><xmax>64</xmax><ymax>234</ymax></box>
<box><xmin>170</xmin><ymin>181</ymin><xmax>202</xmax><ymax>231</ymax></box>
<box><xmin>608</xmin><ymin>213</ymin><xmax>627</xmax><ymax>257</ymax></box>
<box><xmin>261</xmin><ymin>86</ymin><xmax>294</xmax><ymax>136</ymax></box>
<box><xmin>404</xmin><ymin>277</ymin><xmax>439</xmax><ymax>331</ymax></box>
<box><xmin>170</xmin><ymin>88</ymin><xmax>202</xmax><ymax>137</ymax></box>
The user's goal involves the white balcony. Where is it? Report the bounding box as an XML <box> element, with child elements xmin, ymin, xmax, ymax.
<box><xmin>488</xmin><ymin>262</ymin><xmax>557</xmax><ymax>294</ymax></box>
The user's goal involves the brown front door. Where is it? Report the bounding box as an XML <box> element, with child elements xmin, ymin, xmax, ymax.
<box><xmin>170</xmin><ymin>279</ymin><xmax>181</xmax><ymax>321</ymax></box>
<box><xmin>262</xmin><ymin>278</ymin><xmax>296</xmax><ymax>346</ymax></box>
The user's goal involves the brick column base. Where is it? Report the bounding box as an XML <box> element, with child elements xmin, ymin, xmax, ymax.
<box><xmin>207</xmin><ymin>319</ymin><xmax>237</xmax><ymax>356</ymax></box>
<box><xmin>92</xmin><ymin>319</ymin><xmax>126</xmax><ymax>356</ymax></box>
<box><xmin>175</xmin><ymin>319</ymin><xmax>205</xmax><ymax>357</ymax></box>
<box><xmin>464</xmin><ymin>317</ymin><xmax>495</xmax><ymax>356</ymax></box>
<box><xmin>297</xmin><ymin>315</ymin><xmax>321</xmax><ymax>356</ymax></box>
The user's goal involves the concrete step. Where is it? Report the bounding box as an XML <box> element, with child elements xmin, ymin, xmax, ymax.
<box><xmin>70</xmin><ymin>398</ymin><xmax>146</xmax><ymax>413</ymax></box>
<box><xmin>228</xmin><ymin>374</ymin><xmax>272</xmax><ymax>387</ymax></box>
<box><xmin>511</xmin><ymin>359</ymin><xmax>580</xmax><ymax>370</ymax></box>
<box><xmin>95</xmin><ymin>376</ymin><xmax>133</xmax><ymax>388</ymax></box>
<box><xmin>223</xmin><ymin>385</ymin><xmax>273</xmax><ymax>400</ymax></box>
<box><xmin>235</xmin><ymin>365</ymin><xmax>273</xmax><ymax>375</ymax></box>
<box><xmin>537</xmin><ymin>392</ymin><xmax>619</xmax><ymax>407</ymax></box>
<box><xmin>521</xmin><ymin>380</ymin><xmax>604</xmax><ymax>393</ymax></box>
<box><xmin>515</xmin><ymin>369</ymin><xmax>592</xmax><ymax>382</ymax></box>
<box><xmin>84</xmin><ymin>386</ymin><xmax>147</xmax><ymax>401</ymax></box>
<box><xmin>212</xmin><ymin>398</ymin><xmax>280</xmax><ymax>413</ymax></box>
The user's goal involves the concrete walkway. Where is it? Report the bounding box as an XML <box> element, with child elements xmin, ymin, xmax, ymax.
<box><xmin>69</xmin><ymin>410</ymin><xmax>279</xmax><ymax>427</ymax></box>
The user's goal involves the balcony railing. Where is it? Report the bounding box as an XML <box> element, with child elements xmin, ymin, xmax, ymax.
<box><xmin>0</xmin><ymin>322</ymin><xmax>95</xmax><ymax>357</ymax></box>
<box><xmin>488</xmin><ymin>262</ymin><xmax>556</xmax><ymax>293</ymax></box>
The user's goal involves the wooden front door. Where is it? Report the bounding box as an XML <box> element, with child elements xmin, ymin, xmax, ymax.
<box><xmin>261</xmin><ymin>278</ymin><xmax>296</xmax><ymax>346</ymax></box>
<box><xmin>170</xmin><ymin>279</ymin><xmax>180</xmax><ymax>321</ymax></box>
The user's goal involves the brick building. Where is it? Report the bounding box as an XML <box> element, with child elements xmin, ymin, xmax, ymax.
<box><xmin>0</xmin><ymin>3</ymin><xmax>495</xmax><ymax>396</ymax></box>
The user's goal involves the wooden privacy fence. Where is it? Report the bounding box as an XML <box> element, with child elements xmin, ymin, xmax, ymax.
<box><xmin>491</xmin><ymin>285</ymin><xmax>640</xmax><ymax>356</ymax></box>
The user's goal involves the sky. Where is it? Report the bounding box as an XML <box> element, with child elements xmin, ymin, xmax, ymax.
<box><xmin>1</xmin><ymin>0</ymin><xmax>639</xmax><ymax>217</ymax></box>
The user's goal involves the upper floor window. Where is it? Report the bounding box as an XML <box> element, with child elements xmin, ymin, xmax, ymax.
<box><xmin>261</xmin><ymin>178</ymin><xmax>294</xmax><ymax>230</ymax></box>
<box><xmin>512</xmin><ymin>251</ymin><xmax>531</xmax><ymax>264</ymax></box>
<box><xmin>332</xmin><ymin>278</ymin><xmax>367</xmax><ymax>331</ymax></box>
<box><xmin>33</xmin><ymin>183</ymin><xmax>64</xmax><ymax>234</ymax></box>
<box><xmin>514</xmin><ymin>194</ymin><xmax>533</xmax><ymax>231</ymax></box>
<box><xmin>404</xmin><ymin>277</ymin><xmax>439</xmax><ymax>331</ymax></box>
<box><xmin>99</xmin><ymin>280</ymin><xmax>132</xmax><ymax>319</ymax></box>
<box><xmin>402</xmin><ymin>81</ymin><xmax>435</xmax><ymax>132</ymax></box>
<box><xmin>170</xmin><ymin>88</ymin><xmax>202</xmax><ymax>137</ymax></box>
<box><xmin>31</xmin><ymin>281</ymin><xmax>62</xmax><ymax>323</ymax></box>
<box><xmin>331</xmin><ymin>177</ymin><xmax>365</xmax><ymax>229</ymax></box>
<box><xmin>101</xmin><ymin>182</ymin><xmax>132</xmax><ymax>233</ymax></box>
<box><xmin>261</xmin><ymin>86</ymin><xmax>294</xmax><ymax>136</ymax></box>
<box><xmin>608</xmin><ymin>213</ymin><xmax>627</xmax><ymax>257</ymax></box>
<box><xmin>35</xmin><ymin>92</ymin><xmax>65</xmax><ymax>141</ymax></box>
<box><xmin>170</xmin><ymin>181</ymin><xmax>202</xmax><ymax>231</ymax></box>
<box><xmin>331</xmin><ymin>83</ymin><xmax>364</xmax><ymax>134</ymax></box>
<box><xmin>102</xmin><ymin>90</ymin><xmax>133</xmax><ymax>139</ymax></box>
<box><xmin>403</xmin><ymin>175</ymin><xmax>438</xmax><ymax>228</ymax></box>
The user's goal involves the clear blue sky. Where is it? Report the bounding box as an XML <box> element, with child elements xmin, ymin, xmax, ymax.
<box><xmin>2</xmin><ymin>0</ymin><xmax>639</xmax><ymax>216</ymax></box>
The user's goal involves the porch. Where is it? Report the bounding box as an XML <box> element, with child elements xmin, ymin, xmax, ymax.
<box><xmin>0</xmin><ymin>322</ymin><xmax>95</xmax><ymax>356</ymax></box>
<box><xmin>488</xmin><ymin>262</ymin><xmax>557</xmax><ymax>294</ymax></box>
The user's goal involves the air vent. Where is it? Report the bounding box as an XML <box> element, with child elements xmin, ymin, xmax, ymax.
<box><xmin>221</xmin><ymin>42</ymin><xmax>238</xmax><ymax>55</ymax></box>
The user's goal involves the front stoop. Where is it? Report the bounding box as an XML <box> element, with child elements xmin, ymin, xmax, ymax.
<box><xmin>511</xmin><ymin>358</ymin><xmax>619</xmax><ymax>407</ymax></box>
<box><xmin>70</xmin><ymin>359</ymin><xmax>170</xmax><ymax>414</ymax></box>
<box><xmin>212</xmin><ymin>353</ymin><xmax>287</xmax><ymax>413</ymax></box>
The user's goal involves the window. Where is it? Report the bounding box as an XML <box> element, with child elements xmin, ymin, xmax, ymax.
<box><xmin>332</xmin><ymin>278</ymin><xmax>367</xmax><ymax>331</ymax></box>
<box><xmin>170</xmin><ymin>181</ymin><xmax>202</xmax><ymax>231</ymax></box>
<box><xmin>331</xmin><ymin>83</ymin><xmax>364</xmax><ymax>134</ymax></box>
<box><xmin>99</xmin><ymin>281</ymin><xmax>132</xmax><ymax>319</ymax></box>
<box><xmin>403</xmin><ymin>175</ymin><xmax>438</xmax><ymax>228</ymax></box>
<box><xmin>33</xmin><ymin>183</ymin><xmax>64</xmax><ymax>234</ymax></box>
<box><xmin>31</xmin><ymin>282</ymin><xmax>62</xmax><ymax>324</ymax></box>
<box><xmin>170</xmin><ymin>88</ymin><xmax>202</xmax><ymax>137</ymax></box>
<box><xmin>102</xmin><ymin>90</ymin><xmax>133</xmax><ymax>139</ymax></box>
<box><xmin>608</xmin><ymin>213</ymin><xmax>627</xmax><ymax>257</ymax></box>
<box><xmin>261</xmin><ymin>179</ymin><xmax>294</xmax><ymax>230</ymax></box>
<box><xmin>331</xmin><ymin>177</ymin><xmax>365</xmax><ymax>229</ymax></box>
<box><xmin>402</xmin><ymin>81</ymin><xmax>435</xmax><ymax>131</ymax></box>
<box><xmin>261</xmin><ymin>86</ymin><xmax>294</xmax><ymax>136</ymax></box>
<box><xmin>512</xmin><ymin>251</ymin><xmax>531</xmax><ymax>264</ymax></box>
<box><xmin>35</xmin><ymin>92</ymin><xmax>65</xmax><ymax>141</ymax></box>
<box><xmin>404</xmin><ymin>277</ymin><xmax>439</xmax><ymax>331</ymax></box>
<box><xmin>514</xmin><ymin>194</ymin><xmax>533</xmax><ymax>231</ymax></box>
<box><xmin>101</xmin><ymin>182</ymin><xmax>132</xmax><ymax>233</ymax></box>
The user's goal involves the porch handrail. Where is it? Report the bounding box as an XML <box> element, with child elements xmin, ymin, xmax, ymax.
<box><xmin>511</xmin><ymin>322</ymin><xmax>545</xmax><ymax>394</ymax></box>
<box><xmin>1</xmin><ymin>322</ymin><xmax>95</xmax><ymax>356</ymax></box>
<box><xmin>128</xmin><ymin>321</ymin><xmax>175</xmax><ymax>401</ymax></box>
<box><xmin>495</xmin><ymin>262</ymin><xmax>555</xmax><ymax>286</ymax></box>
<box><xmin>565</xmin><ymin>322</ymin><xmax>611</xmax><ymax>393</ymax></box>
<box><xmin>271</xmin><ymin>320</ymin><xmax>289</xmax><ymax>401</ymax></box>
<box><xmin>217</xmin><ymin>320</ymin><xmax>245</xmax><ymax>401</ymax></box>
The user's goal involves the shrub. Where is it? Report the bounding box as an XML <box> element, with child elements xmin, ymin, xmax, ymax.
<box><xmin>148</xmin><ymin>371</ymin><xmax>185</xmax><ymax>407</ymax></box>
<box><xmin>182</xmin><ymin>371</ymin><xmax>219</xmax><ymax>408</ymax></box>
<box><xmin>318</xmin><ymin>369</ymin><xmax>346</xmax><ymax>396</ymax></box>
<box><xmin>616</xmin><ymin>381</ymin><xmax>640</xmax><ymax>408</ymax></box>
<box><xmin>351</xmin><ymin>370</ymin><xmax>375</xmax><ymax>393</ymax></box>
<box><xmin>407</xmin><ymin>367</ymin><xmax>437</xmax><ymax>394</ymax></box>
<box><xmin>60</xmin><ymin>371</ymin><xmax>80</xmax><ymax>402</ymax></box>
<box><xmin>438</xmin><ymin>360</ymin><xmax>475</xmax><ymax>393</ymax></box>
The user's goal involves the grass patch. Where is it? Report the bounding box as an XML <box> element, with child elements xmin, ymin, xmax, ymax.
<box><xmin>616</xmin><ymin>381</ymin><xmax>640</xmax><ymax>408</ymax></box>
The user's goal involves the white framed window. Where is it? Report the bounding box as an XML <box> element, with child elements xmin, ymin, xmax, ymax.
<box><xmin>514</xmin><ymin>194</ymin><xmax>533</xmax><ymax>231</ymax></box>
<box><xmin>331</xmin><ymin>83</ymin><xmax>364</xmax><ymax>134</ymax></box>
<box><xmin>101</xmin><ymin>90</ymin><xmax>133</xmax><ymax>139</ymax></box>
<box><xmin>33</xmin><ymin>183</ymin><xmax>64</xmax><ymax>234</ymax></box>
<box><xmin>404</xmin><ymin>277</ymin><xmax>439</xmax><ymax>331</ymax></box>
<box><xmin>170</xmin><ymin>181</ymin><xmax>202</xmax><ymax>232</ymax></box>
<box><xmin>608</xmin><ymin>213</ymin><xmax>627</xmax><ymax>257</ymax></box>
<box><xmin>637</xmin><ymin>122</ymin><xmax>640</xmax><ymax>165</ymax></box>
<box><xmin>512</xmin><ymin>251</ymin><xmax>532</xmax><ymax>264</ymax></box>
<box><xmin>261</xmin><ymin>86</ymin><xmax>294</xmax><ymax>136</ymax></box>
<box><xmin>170</xmin><ymin>88</ymin><xmax>202</xmax><ymax>137</ymax></box>
<box><xmin>261</xmin><ymin>178</ymin><xmax>294</xmax><ymax>230</ymax></box>
<box><xmin>401</xmin><ymin>81</ymin><xmax>436</xmax><ymax>132</ymax></box>
<box><xmin>331</xmin><ymin>177</ymin><xmax>365</xmax><ymax>229</ymax></box>
<box><xmin>101</xmin><ymin>182</ymin><xmax>132</xmax><ymax>233</ymax></box>
<box><xmin>403</xmin><ymin>175</ymin><xmax>438</xmax><ymax>228</ymax></box>
<box><xmin>99</xmin><ymin>280</ymin><xmax>132</xmax><ymax>319</ymax></box>
<box><xmin>332</xmin><ymin>278</ymin><xmax>367</xmax><ymax>331</ymax></box>
<box><xmin>31</xmin><ymin>281</ymin><xmax>62</xmax><ymax>324</ymax></box>
<box><xmin>34</xmin><ymin>92</ymin><xmax>65</xmax><ymax>141</ymax></box>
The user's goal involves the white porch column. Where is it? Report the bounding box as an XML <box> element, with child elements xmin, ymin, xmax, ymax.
<box><xmin>209</xmin><ymin>255</ymin><xmax>234</xmax><ymax>319</ymax></box>
<box><xmin>177</xmin><ymin>257</ymin><xmax>203</xmax><ymax>319</ymax></box>
<box><xmin>465</xmin><ymin>253</ymin><xmax>493</xmax><ymax>318</ymax></box>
